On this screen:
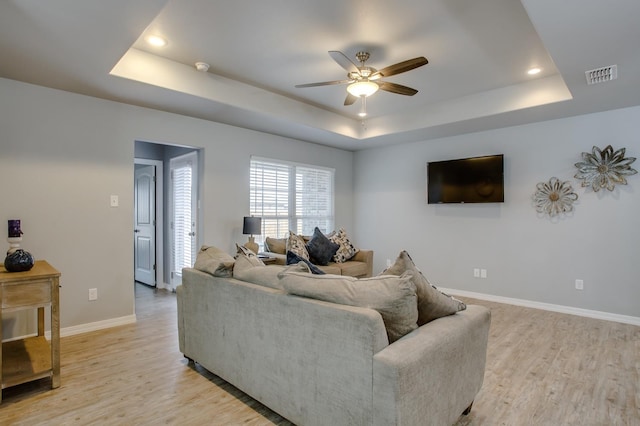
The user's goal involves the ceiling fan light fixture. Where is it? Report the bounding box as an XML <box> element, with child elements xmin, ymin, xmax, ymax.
<box><xmin>358</xmin><ymin>96</ymin><xmax>367</xmax><ymax>117</ymax></box>
<box><xmin>347</xmin><ymin>81</ymin><xmax>379</xmax><ymax>97</ymax></box>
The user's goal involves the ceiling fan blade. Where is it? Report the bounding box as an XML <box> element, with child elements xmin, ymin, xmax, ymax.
<box><xmin>344</xmin><ymin>93</ymin><xmax>358</xmax><ymax>106</ymax></box>
<box><xmin>295</xmin><ymin>79</ymin><xmax>352</xmax><ymax>88</ymax></box>
<box><xmin>378</xmin><ymin>81</ymin><xmax>418</xmax><ymax>96</ymax></box>
<box><xmin>375</xmin><ymin>57</ymin><xmax>428</xmax><ymax>78</ymax></box>
<box><xmin>329</xmin><ymin>51</ymin><xmax>360</xmax><ymax>74</ymax></box>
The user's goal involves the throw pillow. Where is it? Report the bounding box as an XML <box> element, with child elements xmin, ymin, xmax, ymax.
<box><xmin>265</xmin><ymin>237</ymin><xmax>287</xmax><ymax>254</ymax></box>
<box><xmin>193</xmin><ymin>245</ymin><xmax>235</xmax><ymax>277</ymax></box>
<box><xmin>286</xmin><ymin>250</ymin><xmax>326</xmax><ymax>275</ymax></box>
<box><xmin>286</xmin><ymin>231</ymin><xmax>309</xmax><ymax>260</ymax></box>
<box><xmin>235</xmin><ymin>244</ymin><xmax>265</xmax><ymax>266</ymax></box>
<box><xmin>305</xmin><ymin>227</ymin><xmax>339</xmax><ymax>266</ymax></box>
<box><xmin>279</xmin><ymin>270</ymin><xmax>418</xmax><ymax>343</ymax></box>
<box><xmin>382</xmin><ymin>250</ymin><xmax>466</xmax><ymax>325</ymax></box>
<box><xmin>329</xmin><ymin>228</ymin><xmax>359</xmax><ymax>263</ymax></box>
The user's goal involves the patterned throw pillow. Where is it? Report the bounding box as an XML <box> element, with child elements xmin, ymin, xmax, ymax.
<box><xmin>305</xmin><ymin>227</ymin><xmax>340</xmax><ymax>266</ymax></box>
<box><xmin>381</xmin><ymin>250</ymin><xmax>466</xmax><ymax>325</ymax></box>
<box><xmin>329</xmin><ymin>228</ymin><xmax>359</xmax><ymax>263</ymax></box>
<box><xmin>286</xmin><ymin>231</ymin><xmax>309</xmax><ymax>260</ymax></box>
<box><xmin>235</xmin><ymin>244</ymin><xmax>265</xmax><ymax>266</ymax></box>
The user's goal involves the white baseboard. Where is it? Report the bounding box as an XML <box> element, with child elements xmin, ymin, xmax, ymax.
<box><xmin>440</xmin><ymin>288</ymin><xmax>640</xmax><ymax>327</ymax></box>
<box><xmin>44</xmin><ymin>314</ymin><xmax>137</xmax><ymax>339</ymax></box>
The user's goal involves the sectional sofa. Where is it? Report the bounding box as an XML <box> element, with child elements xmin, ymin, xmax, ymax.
<box><xmin>177</xmin><ymin>256</ymin><xmax>491</xmax><ymax>426</ymax></box>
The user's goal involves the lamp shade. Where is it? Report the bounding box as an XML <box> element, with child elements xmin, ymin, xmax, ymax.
<box><xmin>243</xmin><ymin>216</ymin><xmax>262</xmax><ymax>235</ymax></box>
<box><xmin>347</xmin><ymin>80</ymin><xmax>379</xmax><ymax>97</ymax></box>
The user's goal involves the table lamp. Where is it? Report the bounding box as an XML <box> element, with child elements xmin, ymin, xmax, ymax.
<box><xmin>242</xmin><ymin>216</ymin><xmax>261</xmax><ymax>254</ymax></box>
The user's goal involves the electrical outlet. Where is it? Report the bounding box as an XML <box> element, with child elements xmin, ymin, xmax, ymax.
<box><xmin>480</xmin><ymin>269</ymin><xmax>487</xmax><ymax>279</ymax></box>
<box><xmin>473</xmin><ymin>268</ymin><xmax>480</xmax><ymax>278</ymax></box>
<box><xmin>89</xmin><ymin>288</ymin><xmax>98</xmax><ymax>301</ymax></box>
<box><xmin>575</xmin><ymin>279</ymin><xmax>584</xmax><ymax>290</ymax></box>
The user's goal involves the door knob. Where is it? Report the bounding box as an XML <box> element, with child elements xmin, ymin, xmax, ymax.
<box><xmin>134</xmin><ymin>229</ymin><xmax>140</xmax><ymax>233</ymax></box>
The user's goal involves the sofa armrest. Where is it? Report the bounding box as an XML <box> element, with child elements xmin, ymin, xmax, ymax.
<box><xmin>352</xmin><ymin>249</ymin><xmax>373</xmax><ymax>277</ymax></box>
<box><xmin>372</xmin><ymin>305</ymin><xmax>491</xmax><ymax>426</ymax></box>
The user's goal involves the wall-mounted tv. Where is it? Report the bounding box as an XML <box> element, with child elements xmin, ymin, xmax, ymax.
<box><xmin>427</xmin><ymin>154</ymin><xmax>504</xmax><ymax>204</ymax></box>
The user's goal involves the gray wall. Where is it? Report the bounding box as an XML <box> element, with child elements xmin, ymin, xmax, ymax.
<box><xmin>353</xmin><ymin>105</ymin><xmax>640</xmax><ymax>318</ymax></box>
<box><xmin>0</xmin><ymin>77</ymin><xmax>354</xmax><ymax>337</ymax></box>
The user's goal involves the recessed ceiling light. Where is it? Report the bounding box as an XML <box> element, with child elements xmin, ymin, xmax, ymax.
<box><xmin>146</xmin><ymin>35</ymin><xmax>167</xmax><ymax>47</ymax></box>
<box><xmin>527</xmin><ymin>67</ymin><xmax>541</xmax><ymax>75</ymax></box>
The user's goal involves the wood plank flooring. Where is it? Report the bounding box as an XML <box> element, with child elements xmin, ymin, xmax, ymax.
<box><xmin>0</xmin><ymin>284</ymin><xmax>638</xmax><ymax>425</ymax></box>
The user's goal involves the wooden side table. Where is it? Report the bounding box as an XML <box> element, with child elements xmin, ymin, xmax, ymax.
<box><xmin>0</xmin><ymin>260</ymin><xmax>60</xmax><ymax>402</ymax></box>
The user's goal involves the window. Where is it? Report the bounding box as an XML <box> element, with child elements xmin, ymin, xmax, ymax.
<box><xmin>250</xmin><ymin>157</ymin><xmax>334</xmax><ymax>243</ymax></box>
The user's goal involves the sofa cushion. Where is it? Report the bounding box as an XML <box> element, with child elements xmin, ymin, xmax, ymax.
<box><xmin>315</xmin><ymin>264</ymin><xmax>342</xmax><ymax>275</ymax></box>
<box><xmin>305</xmin><ymin>227</ymin><xmax>340</xmax><ymax>266</ymax></box>
<box><xmin>193</xmin><ymin>245</ymin><xmax>235</xmax><ymax>277</ymax></box>
<box><xmin>382</xmin><ymin>250</ymin><xmax>466</xmax><ymax>325</ymax></box>
<box><xmin>265</xmin><ymin>237</ymin><xmax>287</xmax><ymax>254</ymax></box>
<box><xmin>286</xmin><ymin>250</ymin><xmax>326</xmax><ymax>275</ymax></box>
<box><xmin>286</xmin><ymin>231</ymin><xmax>310</xmax><ymax>260</ymax></box>
<box><xmin>338</xmin><ymin>261</ymin><xmax>369</xmax><ymax>278</ymax></box>
<box><xmin>329</xmin><ymin>228</ymin><xmax>359</xmax><ymax>263</ymax></box>
<box><xmin>233</xmin><ymin>263</ymin><xmax>286</xmax><ymax>290</ymax></box>
<box><xmin>279</xmin><ymin>270</ymin><xmax>418</xmax><ymax>343</ymax></box>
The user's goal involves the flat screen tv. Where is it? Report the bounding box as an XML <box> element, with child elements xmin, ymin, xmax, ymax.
<box><xmin>427</xmin><ymin>154</ymin><xmax>504</xmax><ymax>204</ymax></box>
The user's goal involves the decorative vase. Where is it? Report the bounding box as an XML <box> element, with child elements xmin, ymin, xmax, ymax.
<box><xmin>4</xmin><ymin>248</ymin><xmax>35</xmax><ymax>272</ymax></box>
<box><xmin>4</xmin><ymin>219</ymin><xmax>35</xmax><ymax>272</ymax></box>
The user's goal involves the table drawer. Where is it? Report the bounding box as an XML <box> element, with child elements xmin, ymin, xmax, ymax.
<box><xmin>2</xmin><ymin>280</ymin><xmax>52</xmax><ymax>308</ymax></box>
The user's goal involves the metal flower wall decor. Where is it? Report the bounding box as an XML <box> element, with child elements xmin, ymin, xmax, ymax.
<box><xmin>574</xmin><ymin>145</ymin><xmax>637</xmax><ymax>191</ymax></box>
<box><xmin>533</xmin><ymin>177</ymin><xmax>578</xmax><ymax>217</ymax></box>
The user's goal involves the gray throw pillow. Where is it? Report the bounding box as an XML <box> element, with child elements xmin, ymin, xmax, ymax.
<box><xmin>305</xmin><ymin>227</ymin><xmax>339</xmax><ymax>266</ymax></box>
<box><xmin>193</xmin><ymin>245</ymin><xmax>235</xmax><ymax>277</ymax></box>
<box><xmin>286</xmin><ymin>250</ymin><xmax>325</xmax><ymax>274</ymax></box>
<box><xmin>381</xmin><ymin>250</ymin><xmax>466</xmax><ymax>325</ymax></box>
<box><xmin>279</xmin><ymin>270</ymin><xmax>418</xmax><ymax>343</ymax></box>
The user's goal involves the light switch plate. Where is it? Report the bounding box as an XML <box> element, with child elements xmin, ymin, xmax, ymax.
<box><xmin>110</xmin><ymin>195</ymin><xmax>119</xmax><ymax>207</ymax></box>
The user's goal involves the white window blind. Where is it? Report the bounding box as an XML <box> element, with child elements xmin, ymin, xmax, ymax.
<box><xmin>172</xmin><ymin>164</ymin><xmax>193</xmax><ymax>273</ymax></box>
<box><xmin>250</xmin><ymin>157</ymin><xmax>334</xmax><ymax>243</ymax></box>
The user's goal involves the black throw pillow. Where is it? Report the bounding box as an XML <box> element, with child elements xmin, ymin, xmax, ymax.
<box><xmin>305</xmin><ymin>227</ymin><xmax>339</xmax><ymax>266</ymax></box>
<box><xmin>286</xmin><ymin>251</ymin><xmax>326</xmax><ymax>275</ymax></box>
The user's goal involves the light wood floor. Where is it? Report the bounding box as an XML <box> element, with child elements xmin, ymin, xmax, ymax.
<box><xmin>1</xmin><ymin>284</ymin><xmax>638</xmax><ymax>425</ymax></box>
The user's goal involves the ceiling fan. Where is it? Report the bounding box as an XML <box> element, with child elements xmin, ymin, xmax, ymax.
<box><xmin>295</xmin><ymin>51</ymin><xmax>429</xmax><ymax>110</ymax></box>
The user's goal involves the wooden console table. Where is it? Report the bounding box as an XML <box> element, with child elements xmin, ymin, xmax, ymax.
<box><xmin>0</xmin><ymin>260</ymin><xmax>60</xmax><ymax>402</ymax></box>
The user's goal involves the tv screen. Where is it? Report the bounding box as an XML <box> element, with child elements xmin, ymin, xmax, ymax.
<box><xmin>427</xmin><ymin>154</ymin><xmax>504</xmax><ymax>204</ymax></box>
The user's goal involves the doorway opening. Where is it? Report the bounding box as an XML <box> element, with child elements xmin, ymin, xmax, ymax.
<box><xmin>134</xmin><ymin>141</ymin><xmax>202</xmax><ymax>295</ymax></box>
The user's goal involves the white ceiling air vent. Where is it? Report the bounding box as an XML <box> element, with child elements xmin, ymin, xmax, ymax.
<box><xmin>585</xmin><ymin>65</ymin><xmax>617</xmax><ymax>85</ymax></box>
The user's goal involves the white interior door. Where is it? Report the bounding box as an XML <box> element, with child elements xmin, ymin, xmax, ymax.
<box><xmin>170</xmin><ymin>151</ymin><xmax>198</xmax><ymax>288</ymax></box>
<box><xmin>134</xmin><ymin>164</ymin><xmax>156</xmax><ymax>286</ymax></box>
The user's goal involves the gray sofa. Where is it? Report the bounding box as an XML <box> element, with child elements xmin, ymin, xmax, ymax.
<box><xmin>177</xmin><ymin>266</ymin><xmax>491</xmax><ymax>426</ymax></box>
